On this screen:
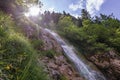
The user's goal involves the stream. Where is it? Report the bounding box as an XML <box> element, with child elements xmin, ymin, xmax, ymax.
<box><xmin>44</xmin><ymin>28</ymin><xmax>106</xmax><ymax>80</ymax></box>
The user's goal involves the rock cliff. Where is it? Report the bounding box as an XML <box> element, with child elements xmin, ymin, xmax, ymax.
<box><xmin>24</xmin><ymin>26</ymin><xmax>84</xmax><ymax>80</ymax></box>
<box><xmin>90</xmin><ymin>51</ymin><xmax>120</xmax><ymax>80</ymax></box>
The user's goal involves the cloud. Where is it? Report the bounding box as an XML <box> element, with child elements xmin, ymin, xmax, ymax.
<box><xmin>86</xmin><ymin>0</ymin><xmax>105</xmax><ymax>16</ymax></box>
<box><xmin>71</xmin><ymin>14</ymin><xmax>81</xmax><ymax>18</ymax></box>
<box><xmin>69</xmin><ymin>0</ymin><xmax>105</xmax><ymax>16</ymax></box>
<box><xmin>69</xmin><ymin>0</ymin><xmax>84</xmax><ymax>11</ymax></box>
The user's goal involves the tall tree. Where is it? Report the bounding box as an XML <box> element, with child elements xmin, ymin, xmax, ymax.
<box><xmin>81</xmin><ymin>9</ymin><xmax>91</xmax><ymax>20</ymax></box>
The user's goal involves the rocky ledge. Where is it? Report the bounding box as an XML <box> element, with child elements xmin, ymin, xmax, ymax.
<box><xmin>90</xmin><ymin>50</ymin><xmax>120</xmax><ymax>80</ymax></box>
<box><xmin>25</xmin><ymin>27</ymin><xmax>84</xmax><ymax>80</ymax></box>
<box><xmin>38</xmin><ymin>28</ymin><xmax>84</xmax><ymax>80</ymax></box>
<box><xmin>40</xmin><ymin>55</ymin><xmax>84</xmax><ymax>80</ymax></box>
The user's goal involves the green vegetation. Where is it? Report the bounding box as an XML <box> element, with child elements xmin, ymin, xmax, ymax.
<box><xmin>39</xmin><ymin>10</ymin><xmax>120</xmax><ymax>55</ymax></box>
<box><xmin>41</xmin><ymin>50</ymin><xmax>57</xmax><ymax>58</ymax></box>
<box><xmin>62</xmin><ymin>14</ymin><xmax>120</xmax><ymax>54</ymax></box>
<box><xmin>0</xmin><ymin>11</ymin><xmax>49</xmax><ymax>80</ymax></box>
<box><xmin>59</xmin><ymin>75</ymin><xmax>68</xmax><ymax>80</ymax></box>
<box><xmin>30</xmin><ymin>39</ymin><xmax>44</xmax><ymax>50</ymax></box>
<box><xmin>0</xmin><ymin>0</ymin><xmax>120</xmax><ymax>79</ymax></box>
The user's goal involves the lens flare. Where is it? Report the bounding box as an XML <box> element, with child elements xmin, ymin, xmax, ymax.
<box><xmin>25</xmin><ymin>6</ymin><xmax>40</xmax><ymax>17</ymax></box>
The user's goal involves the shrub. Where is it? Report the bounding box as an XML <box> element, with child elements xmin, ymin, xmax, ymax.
<box><xmin>41</xmin><ymin>50</ymin><xmax>56</xmax><ymax>58</ymax></box>
<box><xmin>0</xmin><ymin>11</ymin><xmax>49</xmax><ymax>80</ymax></box>
<box><xmin>30</xmin><ymin>39</ymin><xmax>44</xmax><ymax>50</ymax></box>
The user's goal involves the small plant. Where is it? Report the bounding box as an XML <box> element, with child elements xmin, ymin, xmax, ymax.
<box><xmin>30</xmin><ymin>39</ymin><xmax>44</xmax><ymax>50</ymax></box>
<box><xmin>41</xmin><ymin>50</ymin><xmax>56</xmax><ymax>58</ymax></box>
<box><xmin>0</xmin><ymin>11</ymin><xmax>50</xmax><ymax>80</ymax></box>
<box><xmin>60</xmin><ymin>75</ymin><xmax>68</xmax><ymax>80</ymax></box>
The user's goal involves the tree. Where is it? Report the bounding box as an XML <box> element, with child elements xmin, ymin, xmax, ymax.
<box><xmin>57</xmin><ymin>16</ymin><xmax>75</xmax><ymax>31</ymax></box>
<box><xmin>81</xmin><ymin>9</ymin><xmax>91</xmax><ymax>20</ymax></box>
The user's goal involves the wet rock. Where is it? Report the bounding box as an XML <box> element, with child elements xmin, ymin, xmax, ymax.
<box><xmin>0</xmin><ymin>78</ymin><xmax>3</xmax><ymax>80</ymax></box>
<box><xmin>41</xmin><ymin>55</ymin><xmax>84</xmax><ymax>80</ymax></box>
<box><xmin>39</xmin><ymin>28</ymin><xmax>63</xmax><ymax>53</ymax></box>
<box><xmin>51</xmin><ymin>70</ymin><xmax>61</xmax><ymax>80</ymax></box>
<box><xmin>89</xmin><ymin>50</ymin><xmax>120</xmax><ymax>80</ymax></box>
<box><xmin>23</xmin><ymin>27</ymin><xmax>63</xmax><ymax>53</ymax></box>
<box><xmin>25</xmin><ymin>27</ymin><xmax>84</xmax><ymax>80</ymax></box>
<box><xmin>48</xmin><ymin>62</ymin><xmax>58</xmax><ymax>70</ymax></box>
<box><xmin>55</xmin><ymin>56</ymin><xmax>65</xmax><ymax>66</ymax></box>
<box><xmin>110</xmin><ymin>59</ymin><xmax>120</xmax><ymax>77</ymax></box>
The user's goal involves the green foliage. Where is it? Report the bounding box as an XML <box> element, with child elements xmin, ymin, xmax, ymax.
<box><xmin>57</xmin><ymin>16</ymin><xmax>75</xmax><ymax>31</ymax></box>
<box><xmin>41</xmin><ymin>50</ymin><xmax>56</xmax><ymax>58</ymax></box>
<box><xmin>35</xmin><ymin>8</ymin><xmax>120</xmax><ymax>55</ymax></box>
<box><xmin>38</xmin><ymin>10</ymin><xmax>120</xmax><ymax>54</ymax></box>
<box><xmin>0</xmin><ymin>25</ymin><xmax>8</xmax><ymax>38</ymax></box>
<box><xmin>57</xmin><ymin>14</ymin><xmax>120</xmax><ymax>54</ymax></box>
<box><xmin>0</xmin><ymin>11</ymin><xmax>49</xmax><ymax>80</ymax></box>
<box><xmin>81</xmin><ymin>9</ymin><xmax>91</xmax><ymax>20</ymax></box>
<box><xmin>30</xmin><ymin>39</ymin><xmax>44</xmax><ymax>50</ymax></box>
<box><xmin>60</xmin><ymin>75</ymin><xmax>68</xmax><ymax>80</ymax></box>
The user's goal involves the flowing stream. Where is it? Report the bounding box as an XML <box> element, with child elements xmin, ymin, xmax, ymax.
<box><xmin>44</xmin><ymin>28</ymin><xmax>106</xmax><ymax>80</ymax></box>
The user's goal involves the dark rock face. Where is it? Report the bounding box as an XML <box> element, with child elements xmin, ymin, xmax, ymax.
<box><xmin>24</xmin><ymin>27</ymin><xmax>83</xmax><ymax>79</ymax></box>
<box><xmin>23</xmin><ymin>26</ymin><xmax>63</xmax><ymax>53</ymax></box>
<box><xmin>40</xmin><ymin>56</ymin><xmax>84</xmax><ymax>80</ymax></box>
<box><xmin>23</xmin><ymin>26</ymin><xmax>120</xmax><ymax>80</ymax></box>
<box><xmin>38</xmin><ymin>28</ymin><xmax>84</xmax><ymax>80</ymax></box>
<box><xmin>90</xmin><ymin>51</ymin><xmax>120</xmax><ymax>80</ymax></box>
<box><xmin>39</xmin><ymin>28</ymin><xmax>63</xmax><ymax>53</ymax></box>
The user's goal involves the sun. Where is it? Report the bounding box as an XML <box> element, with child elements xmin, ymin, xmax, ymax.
<box><xmin>25</xmin><ymin>6</ymin><xmax>40</xmax><ymax>17</ymax></box>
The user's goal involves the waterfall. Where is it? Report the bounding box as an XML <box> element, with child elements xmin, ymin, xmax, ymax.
<box><xmin>44</xmin><ymin>28</ymin><xmax>106</xmax><ymax>80</ymax></box>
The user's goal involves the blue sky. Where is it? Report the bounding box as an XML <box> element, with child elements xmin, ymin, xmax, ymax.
<box><xmin>40</xmin><ymin>0</ymin><xmax>120</xmax><ymax>19</ymax></box>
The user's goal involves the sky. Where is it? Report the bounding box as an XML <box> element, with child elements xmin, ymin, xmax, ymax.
<box><xmin>40</xmin><ymin>0</ymin><xmax>120</xmax><ymax>19</ymax></box>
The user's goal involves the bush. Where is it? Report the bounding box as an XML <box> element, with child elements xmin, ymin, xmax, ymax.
<box><xmin>60</xmin><ymin>21</ymin><xmax>119</xmax><ymax>54</ymax></box>
<box><xmin>30</xmin><ymin>39</ymin><xmax>44</xmax><ymax>50</ymax></box>
<box><xmin>0</xmin><ymin>11</ymin><xmax>49</xmax><ymax>80</ymax></box>
<box><xmin>60</xmin><ymin>75</ymin><xmax>68</xmax><ymax>80</ymax></box>
<box><xmin>41</xmin><ymin>50</ymin><xmax>56</xmax><ymax>58</ymax></box>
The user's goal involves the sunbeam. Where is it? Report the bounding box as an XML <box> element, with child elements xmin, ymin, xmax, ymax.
<box><xmin>25</xmin><ymin>6</ymin><xmax>40</xmax><ymax>17</ymax></box>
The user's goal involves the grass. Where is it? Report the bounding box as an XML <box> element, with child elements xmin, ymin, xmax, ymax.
<box><xmin>0</xmin><ymin>11</ymin><xmax>50</xmax><ymax>80</ymax></box>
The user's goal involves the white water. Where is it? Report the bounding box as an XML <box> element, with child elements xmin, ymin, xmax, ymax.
<box><xmin>44</xmin><ymin>28</ymin><xmax>106</xmax><ymax>80</ymax></box>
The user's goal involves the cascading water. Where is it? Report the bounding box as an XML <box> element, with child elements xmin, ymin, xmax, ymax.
<box><xmin>44</xmin><ymin>28</ymin><xmax>106</xmax><ymax>80</ymax></box>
